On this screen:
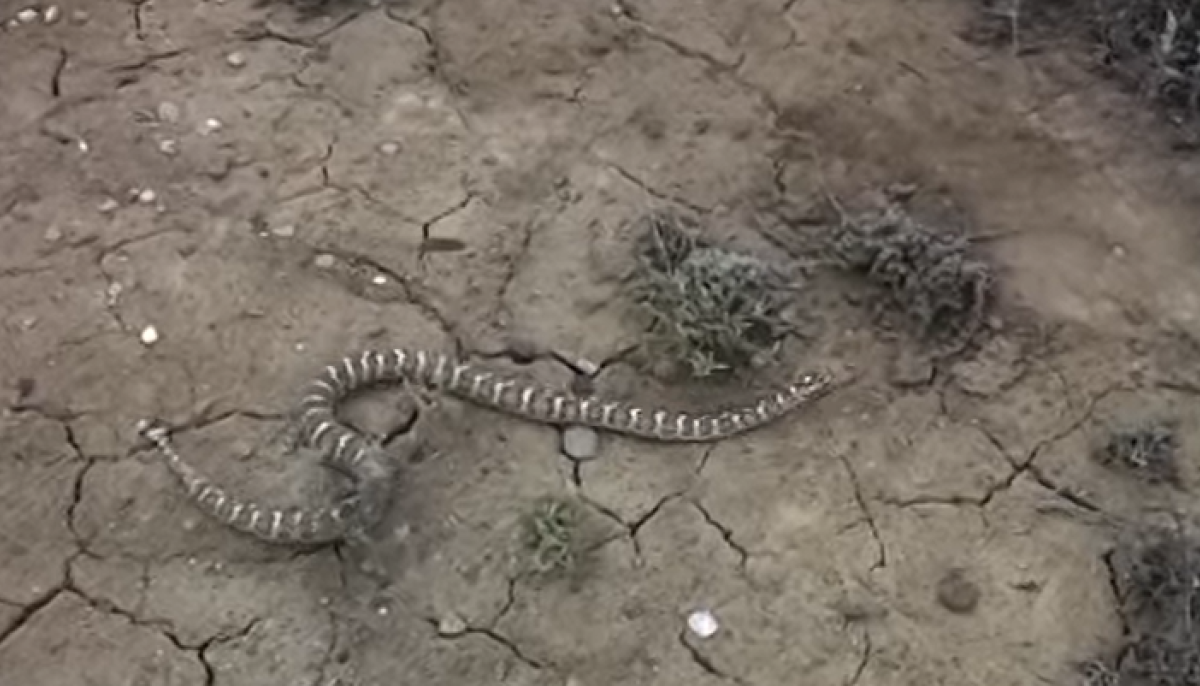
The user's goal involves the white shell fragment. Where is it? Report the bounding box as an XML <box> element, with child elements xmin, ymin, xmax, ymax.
<box><xmin>687</xmin><ymin>609</ymin><xmax>719</xmax><ymax>639</ymax></box>
<box><xmin>371</xmin><ymin>274</ymin><xmax>387</xmax><ymax>285</ymax></box>
<box><xmin>200</xmin><ymin>118</ymin><xmax>223</xmax><ymax>135</ymax></box>
<box><xmin>16</xmin><ymin>8</ymin><xmax>38</xmax><ymax>23</ymax></box>
<box><xmin>43</xmin><ymin>5</ymin><xmax>60</xmax><ymax>23</ymax></box>
<box><xmin>140</xmin><ymin>326</ymin><xmax>160</xmax><ymax>346</ymax></box>
<box><xmin>225</xmin><ymin>51</ymin><xmax>246</xmax><ymax>68</ymax></box>
<box><xmin>137</xmin><ymin>189</ymin><xmax>157</xmax><ymax>204</ymax></box>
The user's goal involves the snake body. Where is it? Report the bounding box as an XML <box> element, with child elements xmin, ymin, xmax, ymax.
<box><xmin>138</xmin><ymin>347</ymin><xmax>834</xmax><ymax>545</ymax></box>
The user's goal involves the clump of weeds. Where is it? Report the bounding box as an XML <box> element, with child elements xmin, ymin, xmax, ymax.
<box><xmin>828</xmin><ymin>203</ymin><xmax>993</xmax><ymax>353</ymax></box>
<box><xmin>520</xmin><ymin>496</ymin><xmax>583</xmax><ymax>579</ymax></box>
<box><xmin>1094</xmin><ymin>421</ymin><xmax>1181</xmax><ymax>486</ymax></box>
<box><xmin>1082</xmin><ymin>523</ymin><xmax>1200</xmax><ymax>686</ymax></box>
<box><xmin>629</xmin><ymin>209</ymin><xmax>797</xmax><ymax>378</ymax></box>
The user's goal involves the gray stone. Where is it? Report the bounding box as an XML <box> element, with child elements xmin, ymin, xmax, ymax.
<box><xmin>562</xmin><ymin>426</ymin><xmax>598</xmax><ymax>461</ymax></box>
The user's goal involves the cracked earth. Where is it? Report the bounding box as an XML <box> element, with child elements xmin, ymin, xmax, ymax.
<box><xmin>6</xmin><ymin>0</ymin><xmax>1200</xmax><ymax>684</ymax></box>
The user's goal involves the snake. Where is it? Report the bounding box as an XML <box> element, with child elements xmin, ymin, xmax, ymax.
<box><xmin>136</xmin><ymin>347</ymin><xmax>836</xmax><ymax>546</ymax></box>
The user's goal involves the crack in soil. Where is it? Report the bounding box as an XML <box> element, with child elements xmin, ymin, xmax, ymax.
<box><xmin>50</xmin><ymin>48</ymin><xmax>68</xmax><ymax>98</ymax></box>
<box><xmin>894</xmin><ymin>382</ymin><xmax>1123</xmax><ymax>511</ymax></box>
<box><xmin>614</xmin><ymin>13</ymin><xmax>745</xmax><ymax>72</ymax></box>
<box><xmin>691</xmin><ymin>500</ymin><xmax>749</xmax><ymax>570</ymax></box>
<box><xmin>605</xmin><ymin>162</ymin><xmax>710</xmax><ymax>214</ymax></box>
<box><xmin>845</xmin><ymin>628</ymin><xmax>873</xmax><ymax>686</ymax></box>
<box><xmin>678</xmin><ymin>630</ymin><xmax>749</xmax><ymax>685</ymax></box>
<box><xmin>837</xmin><ymin>455</ymin><xmax>887</xmax><ymax>570</ymax></box>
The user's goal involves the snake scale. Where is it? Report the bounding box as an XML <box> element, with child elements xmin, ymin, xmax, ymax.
<box><xmin>137</xmin><ymin>347</ymin><xmax>835</xmax><ymax>546</ymax></box>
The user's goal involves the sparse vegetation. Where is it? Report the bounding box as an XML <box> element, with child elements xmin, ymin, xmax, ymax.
<box><xmin>629</xmin><ymin>210</ymin><xmax>796</xmax><ymax>378</ymax></box>
<box><xmin>970</xmin><ymin>0</ymin><xmax>1200</xmax><ymax>132</ymax></box>
<box><xmin>1094</xmin><ymin>421</ymin><xmax>1181</xmax><ymax>485</ymax></box>
<box><xmin>520</xmin><ymin>496</ymin><xmax>582</xmax><ymax>577</ymax></box>
<box><xmin>829</xmin><ymin>204</ymin><xmax>993</xmax><ymax>349</ymax></box>
<box><xmin>1083</xmin><ymin>524</ymin><xmax>1200</xmax><ymax>686</ymax></box>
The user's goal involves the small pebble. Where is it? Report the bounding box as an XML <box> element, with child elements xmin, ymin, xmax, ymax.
<box><xmin>271</xmin><ymin>224</ymin><xmax>296</xmax><ymax>238</ymax></box>
<box><xmin>5</xmin><ymin>18</ymin><xmax>18</xmax><ymax>30</ymax></box>
<box><xmin>437</xmin><ymin>613</ymin><xmax>467</xmax><ymax>637</ymax></box>
<box><xmin>687</xmin><ymin>610</ymin><xmax>719</xmax><ymax>638</ymax></box>
<box><xmin>140</xmin><ymin>326</ymin><xmax>160</xmax><ymax>346</ymax></box>
<box><xmin>16</xmin><ymin>8</ymin><xmax>39</xmax><ymax>23</ymax></box>
<box><xmin>77</xmin><ymin>139</ymin><xmax>89</xmax><ymax>153</ymax></box>
<box><xmin>44</xmin><ymin>225</ymin><xmax>62</xmax><ymax>242</ymax></box>
<box><xmin>98</xmin><ymin>198</ymin><xmax>120</xmax><ymax>213</ymax></box>
<box><xmin>137</xmin><ymin>188</ymin><xmax>157</xmax><ymax>204</ymax></box>
<box><xmin>574</xmin><ymin>358</ymin><xmax>600</xmax><ymax>376</ymax></box>
<box><xmin>378</xmin><ymin>141</ymin><xmax>400</xmax><ymax>155</ymax></box>
<box><xmin>156</xmin><ymin>101</ymin><xmax>181</xmax><ymax>124</ymax></box>
<box><xmin>371</xmin><ymin>274</ymin><xmax>388</xmax><ymax>285</ymax></box>
<box><xmin>225</xmin><ymin>51</ymin><xmax>246</xmax><ymax>68</ymax></box>
<box><xmin>42</xmin><ymin>5</ymin><xmax>60</xmax><ymax>23</ymax></box>
<box><xmin>200</xmin><ymin>118</ymin><xmax>223</xmax><ymax>135</ymax></box>
<box><xmin>561</xmin><ymin>426</ymin><xmax>599</xmax><ymax>461</ymax></box>
<box><xmin>158</xmin><ymin>139</ymin><xmax>178</xmax><ymax>156</ymax></box>
<box><xmin>314</xmin><ymin>253</ymin><xmax>336</xmax><ymax>269</ymax></box>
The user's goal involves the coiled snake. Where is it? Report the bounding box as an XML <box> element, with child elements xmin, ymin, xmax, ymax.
<box><xmin>137</xmin><ymin>347</ymin><xmax>834</xmax><ymax>545</ymax></box>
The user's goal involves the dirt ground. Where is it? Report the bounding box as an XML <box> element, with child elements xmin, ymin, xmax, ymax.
<box><xmin>6</xmin><ymin>0</ymin><xmax>1200</xmax><ymax>684</ymax></box>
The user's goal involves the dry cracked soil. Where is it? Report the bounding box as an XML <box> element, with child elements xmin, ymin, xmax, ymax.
<box><xmin>5</xmin><ymin>0</ymin><xmax>1200</xmax><ymax>685</ymax></box>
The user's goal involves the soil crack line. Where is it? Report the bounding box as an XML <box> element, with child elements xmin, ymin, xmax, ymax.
<box><xmin>692</xmin><ymin>500</ymin><xmax>749</xmax><ymax>569</ymax></box>
<box><xmin>837</xmin><ymin>455</ymin><xmax>886</xmax><ymax>570</ymax></box>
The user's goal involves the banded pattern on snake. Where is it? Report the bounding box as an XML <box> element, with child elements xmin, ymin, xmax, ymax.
<box><xmin>137</xmin><ymin>347</ymin><xmax>834</xmax><ymax>545</ymax></box>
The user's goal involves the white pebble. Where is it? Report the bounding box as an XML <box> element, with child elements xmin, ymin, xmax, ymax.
<box><xmin>77</xmin><ymin>139</ymin><xmax>89</xmax><ymax>153</ymax></box>
<box><xmin>158</xmin><ymin>139</ymin><xmax>178</xmax><ymax>156</ymax></box>
<box><xmin>44</xmin><ymin>225</ymin><xmax>62</xmax><ymax>242</ymax></box>
<box><xmin>140</xmin><ymin>326</ymin><xmax>160</xmax><ymax>346</ymax></box>
<box><xmin>437</xmin><ymin>613</ymin><xmax>467</xmax><ymax>637</ymax></box>
<box><xmin>575</xmin><ymin>358</ymin><xmax>600</xmax><ymax>376</ymax></box>
<box><xmin>372</xmin><ymin>274</ymin><xmax>388</xmax><ymax>285</ymax></box>
<box><xmin>200</xmin><ymin>118</ymin><xmax>223</xmax><ymax>135</ymax></box>
<box><xmin>314</xmin><ymin>253</ymin><xmax>336</xmax><ymax>269</ymax></box>
<box><xmin>137</xmin><ymin>189</ymin><xmax>157</xmax><ymax>204</ymax></box>
<box><xmin>42</xmin><ymin>5</ymin><xmax>60</xmax><ymax>23</ymax></box>
<box><xmin>225</xmin><ymin>52</ymin><xmax>246</xmax><ymax>68</ymax></box>
<box><xmin>16</xmin><ymin>8</ymin><xmax>38</xmax><ymax>23</ymax></box>
<box><xmin>562</xmin><ymin>426</ymin><xmax>599</xmax><ymax>461</ymax></box>
<box><xmin>687</xmin><ymin>610</ymin><xmax>719</xmax><ymax>638</ymax></box>
<box><xmin>98</xmin><ymin>198</ymin><xmax>120</xmax><ymax>213</ymax></box>
<box><xmin>156</xmin><ymin>101</ymin><xmax>180</xmax><ymax>124</ymax></box>
<box><xmin>378</xmin><ymin>141</ymin><xmax>400</xmax><ymax>155</ymax></box>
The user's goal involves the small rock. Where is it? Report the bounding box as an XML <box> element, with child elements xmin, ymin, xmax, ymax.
<box><xmin>574</xmin><ymin>358</ymin><xmax>600</xmax><ymax>376</ymax></box>
<box><xmin>42</xmin><ymin>5</ymin><xmax>60</xmax><ymax>23</ymax></box>
<box><xmin>378</xmin><ymin>141</ymin><xmax>400</xmax><ymax>155</ymax></box>
<box><xmin>561</xmin><ymin>426</ymin><xmax>599</xmax><ymax>461</ymax></box>
<box><xmin>137</xmin><ymin>188</ymin><xmax>157</xmax><ymax>204</ymax></box>
<box><xmin>200</xmin><ymin>118</ymin><xmax>223</xmax><ymax>135</ymax></box>
<box><xmin>16</xmin><ymin>8</ymin><xmax>39</xmax><ymax>23</ymax></box>
<box><xmin>43</xmin><ymin>225</ymin><xmax>62</xmax><ymax>242</ymax></box>
<box><xmin>1111</xmin><ymin>244</ymin><xmax>1126</xmax><ymax>259</ymax></box>
<box><xmin>935</xmin><ymin>568</ymin><xmax>980</xmax><ymax>614</ymax></box>
<box><xmin>225</xmin><ymin>51</ymin><xmax>246</xmax><ymax>68</ymax></box>
<box><xmin>270</xmin><ymin>224</ymin><xmax>295</xmax><ymax>238</ymax></box>
<box><xmin>371</xmin><ymin>274</ymin><xmax>388</xmax><ymax>285</ymax></box>
<box><xmin>77</xmin><ymin>139</ymin><xmax>89</xmax><ymax>153</ymax></box>
<box><xmin>140</xmin><ymin>326</ymin><xmax>160</xmax><ymax>346</ymax></box>
<box><xmin>437</xmin><ymin>613</ymin><xmax>467</xmax><ymax>637</ymax></box>
<box><xmin>158</xmin><ymin>139</ymin><xmax>178</xmax><ymax>156</ymax></box>
<box><xmin>156</xmin><ymin>101</ymin><xmax>181</xmax><ymax>124</ymax></box>
<box><xmin>98</xmin><ymin>198</ymin><xmax>120</xmax><ymax>213</ymax></box>
<box><xmin>314</xmin><ymin>253</ymin><xmax>336</xmax><ymax>269</ymax></box>
<box><xmin>687</xmin><ymin>609</ymin><xmax>719</xmax><ymax>638</ymax></box>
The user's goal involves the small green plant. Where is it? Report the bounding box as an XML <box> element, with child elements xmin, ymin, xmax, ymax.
<box><xmin>520</xmin><ymin>496</ymin><xmax>581</xmax><ymax>577</ymax></box>
<box><xmin>629</xmin><ymin>210</ymin><xmax>795</xmax><ymax>378</ymax></box>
